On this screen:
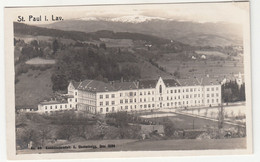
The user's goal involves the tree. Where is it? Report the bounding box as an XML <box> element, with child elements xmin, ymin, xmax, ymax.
<box><xmin>218</xmin><ymin>102</ymin><xmax>225</xmax><ymax>129</ymax></box>
<box><xmin>52</xmin><ymin>39</ymin><xmax>59</xmax><ymax>54</ymax></box>
<box><xmin>163</xmin><ymin>120</ymin><xmax>176</xmax><ymax>137</ymax></box>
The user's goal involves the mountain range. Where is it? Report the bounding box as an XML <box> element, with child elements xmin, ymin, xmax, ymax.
<box><xmin>41</xmin><ymin>15</ymin><xmax>243</xmax><ymax>47</ymax></box>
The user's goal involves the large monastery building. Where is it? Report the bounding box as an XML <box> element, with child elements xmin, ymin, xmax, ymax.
<box><xmin>38</xmin><ymin>77</ymin><xmax>222</xmax><ymax>114</ymax></box>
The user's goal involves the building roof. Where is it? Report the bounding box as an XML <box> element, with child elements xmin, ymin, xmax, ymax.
<box><xmin>70</xmin><ymin>80</ymin><xmax>80</xmax><ymax>88</ymax></box>
<box><xmin>73</xmin><ymin>77</ymin><xmax>220</xmax><ymax>93</ymax></box>
<box><xmin>77</xmin><ymin>79</ymin><xmax>116</xmax><ymax>92</ymax></box>
<box><xmin>113</xmin><ymin>82</ymin><xmax>138</xmax><ymax>91</ymax></box>
<box><xmin>139</xmin><ymin>80</ymin><xmax>158</xmax><ymax>89</ymax></box>
<box><xmin>164</xmin><ymin>79</ymin><xmax>181</xmax><ymax>87</ymax></box>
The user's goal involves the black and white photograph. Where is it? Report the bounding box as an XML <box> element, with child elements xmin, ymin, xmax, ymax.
<box><xmin>4</xmin><ymin>1</ymin><xmax>252</xmax><ymax>159</ymax></box>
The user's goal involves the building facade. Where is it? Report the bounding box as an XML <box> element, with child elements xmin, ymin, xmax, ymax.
<box><xmin>38</xmin><ymin>77</ymin><xmax>221</xmax><ymax>114</ymax></box>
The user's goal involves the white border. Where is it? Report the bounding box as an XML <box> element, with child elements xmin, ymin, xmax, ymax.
<box><xmin>1</xmin><ymin>0</ymin><xmax>260</xmax><ymax>162</ymax></box>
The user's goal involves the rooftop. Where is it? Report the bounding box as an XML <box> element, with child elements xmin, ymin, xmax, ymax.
<box><xmin>71</xmin><ymin>77</ymin><xmax>220</xmax><ymax>93</ymax></box>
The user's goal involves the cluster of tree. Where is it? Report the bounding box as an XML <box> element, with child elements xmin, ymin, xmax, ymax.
<box><xmin>51</xmin><ymin>47</ymin><xmax>141</xmax><ymax>91</ymax></box>
<box><xmin>222</xmin><ymin>81</ymin><xmax>245</xmax><ymax>103</ymax></box>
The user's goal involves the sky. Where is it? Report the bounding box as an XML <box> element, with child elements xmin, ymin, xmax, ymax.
<box><xmin>7</xmin><ymin>2</ymin><xmax>249</xmax><ymax>25</ymax></box>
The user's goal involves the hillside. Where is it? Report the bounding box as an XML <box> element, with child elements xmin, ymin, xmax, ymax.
<box><xmin>14</xmin><ymin>22</ymin><xmax>184</xmax><ymax>46</ymax></box>
<box><xmin>42</xmin><ymin>19</ymin><xmax>243</xmax><ymax>47</ymax></box>
<box><xmin>15</xmin><ymin>69</ymin><xmax>54</xmax><ymax>108</ymax></box>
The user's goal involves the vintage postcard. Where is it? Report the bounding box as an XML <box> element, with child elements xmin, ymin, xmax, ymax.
<box><xmin>4</xmin><ymin>1</ymin><xmax>252</xmax><ymax>160</ymax></box>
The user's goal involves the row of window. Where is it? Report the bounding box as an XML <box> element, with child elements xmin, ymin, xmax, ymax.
<box><xmin>207</xmin><ymin>87</ymin><xmax>219</xmax><ymax>91</ymax></box>
<box><xmin>206</xmin><ymin>93</ymin><xmax>219</xmax><ymax>97</ymax></box>
<box><xmin>97</xmin><ymin>87</ymin><xmax>219</xmax><ymax>100</ymax></box>
<box><xmin>100</xmin><ymin>107</ymin><xmax>115</xmax><ymax>113</ymax></box>
<box><xmin>100</xmin><ymin>101</ymin><xmax>115</xmax><ymax>106</ymax></box>
<box><xmin>100</xmin><ymin>94</ymin><xmax>115</xmax><ymax>99</ymax></box>
<box><xmin>44</xmin><ymin>104</ymin><xmax>72</xmax><ymax>110</ymax></box>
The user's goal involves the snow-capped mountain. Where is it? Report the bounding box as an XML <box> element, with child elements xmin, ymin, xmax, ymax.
<box><xmin>77</xmin><ymin>15</ymin><xmax>167</xmax><ymax>23</ymax></box>
<box><xmin>110</xmin><ymin>15</ymin><xmax>167</xmax><ymax>23</ymax></box>
<box><xmin>42</xmin><ymin>16</ymin><xmax>243</xmax><ymax>47</ymax></box>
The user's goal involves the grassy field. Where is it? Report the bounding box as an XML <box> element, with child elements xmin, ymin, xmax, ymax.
<box><xmin>26</xmin><ymin>57</ymin><xmax>56</xmax><ymax>65</ymax></box>
<box><xmin>157</xmin><ymin>57</ymin><xmax>243</xmax><ymax>79</ymax></box>
<box><xmin>17</xmin><ymin>138</ymin><xmax>246</xmax><ymax>154</ymax></box>
<box><xmin>138</xmin><ymin>112</ymin><xmax>237</xmax><ymax>130</ymax></box>
<box><xmin>100</xmin><ymin>38</ymin><xmax>133</xmax><ymax>47</ymax></box>
<box><xmin>15</xmin><ymin>69</ymin><xmax>54</xmax><ymax>108</ymax></box>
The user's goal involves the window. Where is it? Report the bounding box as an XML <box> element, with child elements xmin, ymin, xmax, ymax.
<box><xmin>134</xmin><ymin>92</ymin><xmax>136</xmax><ymax>96</ymax></box>
<box><xmin>70</xmin><ymin>104</ymin><xmax>72</xmax><ymax>108</ymax></box>
<box><xmin>134</xmin><ymin>99</ymin><xmax>137</xmax><ymax>102</ymax></box>
<box><xmin>216</xmin><ymin>99</ymin><xmax>219</xmax><ymax>103</ymax></box>
<box><xmin>75</xmin><ymin>92</ymin><xmax>77</xmax><ymax>96</ymax></box>
<box><xmin>175</xmin><ymin>90</ymin><xmax>177</xmax><ymax>93</ymax></box>
<box><xmin>120</xmin><ymin>93</ymin><xmax>123</xmax><ymax>97</ymax></box>
<box><xmin>140</xmin><ymin>98</ymin><xmax>142</xmax><ymax>102</ymax></box>
<box><xmin>112</xmin><ymin>101</ymin><xmax>115</xmax><ymax>105</ymax></box>
<box><xmin>144</xmin><ymin>98</ymin><xmax>146</xmax><ymax>102</ymax></box>
<box><xmin>207</xmin><ymin>99</ymin><xmax>209</xmax><ymax>103</ymax></box>
<box><xmin>100</xmin><ymin>102</ymin><xmax>103</xmax><ymax>106</ymax></box>
<box><xmin>144</xmin><ymin>105</ymin><xmax>147</xmax><ymax>108</ymax></box>
<box><xmin>152</xmin><ymin>97</ymin><xmax>154</xmax><ymax>101</ymax></box>
<box><xmin>106</xmin><ymin>107</ymin><xmax>109</xmax><ymax>112</ymax></box>
<box><xmin>216</xmin><ymin>87</ymin><xmax>219</xmax><ymax>91</ymax></box>
<box><xmin>140</xmin><ymin>92</ymin><xmax>142</xmax><ymax>95</ymax></box>
<box><xmin>125</xmin><ymin>99</ymin><xmax>128</xmax><ymax>103</ymax></box>
<box><xmin>55</xmin><ymin>105</ymin><xmax>57</xmax><ymax>109</ymax></box>
<box><xmin>75</xmin><ymin>98</ymin><xmax>77</xmax><ymax>102</ymax></box>
<box><xmin>120</xmin><ymin>100</ymin><xmax>123</xmax><ymax>104</ymax></box>
<box><xmin>125</xmin><ymin>106</ymin><xmax>128</xmax><ymax>109</ymax></box>
<box><xmin>144</xmin><ymin>91</ymin><xmax>146</xmax><ymax>95</ymax></box>
<box><xmin>186</xmin><ymin>89</ymin><xmax>189</xmax><ymax>92</ymax></box>
<box><xmin>140</xmin><ymin>105</ymin><xmax>143</xmax><ymax>108</ymax></box>
<box><xmin>65</xmin><ymin>105</ymin><xmax>67</xmax><ymax>108</ymax></box>
<box><xmin>207</xmin><ymin>94</ymin><xmax>210</xmax><ymax>97</ymax></box>
<box><xmin>100</xmin><ymin>95</ymin><xmax>103</xmax><ymax>99</ymax></box>
<box><xmin>45</xmin><ymin>106</ymin><xmax>47</xmax><ymax>110</ymax></box>
<box><xmin>70</xmin><ymin>99</ymin><xmax>72</xmax><ymax>102</ymax></box>
<box><xmin>216</xmin><ymin>93</ymin><xmax>219</xmax><ymax>97</ymax></box>
<box><xmin>211</xmin><ymin>87</ymin><xmax>214</xmax><ymax>91</ymax></box>
<box><xmin>148</xmin><ymin>91</ymin><xmax>151</xmax><ymax>95</ymax></box>
<box><xmin>207</xmin><ymin>88</ymin><xmax>210</xmax><ymax>91</ymax></box>
<box><xmin>129</xmin><ymin>92</ymin><xmax>133</xmax><ymax>96</ymax></box>
<box><xmin>100</xmin><ymin>108</ymin><xmax>103</xmax><ymax>113</ymax></box>
<box><xmin>112</xmin><ymin>107</ymin><xmax>115</xmax><ymax>112</ymax></box>
<box><xmin>167</xmin><ymin>103</ymin><xmax>169</xmax><ymax>106</ymax></box>
<box><xmin>130</xmin><ymin>99</ymin><xmax>133</xmax><ymax>103</ymax></box>
<box><xmin>148</xmin><ymin>104</ymin><xmax>151</xmax><ymax>108</ymax></box>
<box><xmin>186</xmin><ymin>95</ymin><xmax>189</xmax><ymax>98</ymax></box>
<box><xmin>211</xmin><ymin>94</ymin><xmax>214</xmax><ymax>97</ymax></box>
<box><xmin>159</xmin><ymin>85</ymin><xmax>162</xmax><ymax>94</ymax></box>
<box><xmin>194</xmin><ymin>94</ymin><xmax>197</xmax><ymax>98</ymax></box>
<box><xmin>178</xmin><ymin>89</ymin><xmax>181</xmax><ymax>93</ymax></box>
<box><xmin>190</xmin><ymin>88</ymin><xmax>193</xmax><ymax>92</ymax></box>
<box><xmin>106</xmin><ymin>94</ymin><xmax>109</xmax><ymax>98</ymax></box>
<box><xmin>171</xmin><ymin>90</ymin><xmax>173</xmax><ymax>93</ymax></box>
<box><xmin>111</xmin><ymin>94</ymin><xmax>115</xmax><ymax>98</ymax></box>
<box><xmin>60</xmin><ymin>105</ymin><xmax>62</xmax><ymax>108</ymax></box>
<box><xmin>50</xmin><ymin>106</ymin><xmax>52</xmax><ymax>109</ymax></box>
<box><xmin>106</xmin><ymin>101</ymin><xmax>109</xmax><ymax>106</ymax></box>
